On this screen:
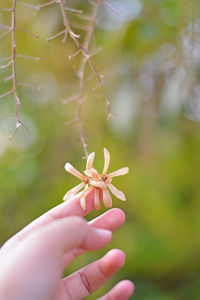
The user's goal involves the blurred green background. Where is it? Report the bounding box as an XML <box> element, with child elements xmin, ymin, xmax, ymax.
<box><xmin>1</xmin><ymin>0</ymin><xmax>200</xmax><ymax>299</ymax></box>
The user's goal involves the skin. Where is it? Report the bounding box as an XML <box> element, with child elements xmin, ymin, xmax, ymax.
<box><xmin>0</xmin><ymin>190</ymin><xmax>134</xmax><ymax>300</ymax></box>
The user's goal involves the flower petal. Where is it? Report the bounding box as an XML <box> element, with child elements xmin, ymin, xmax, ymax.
<box><xmin>81</xmin><ymin>185</ymin><xmax>94</xmax><ymax>198</ymax></box>
<box><xmin>80</xmin><ymin>197</ymin><xmax>86</xmax><ymax>211</ymax></box>
<box><xmin>90</xmin><ymin>180</ymin><xmax>106</xmax><ymax>189</ymax></box>
<box><xmin>107</xmin><ymin>183</ymin><xmax>126</xmax><ymax>201</ymax></box>
<box><xmin>108</xmin><ymin>167</ymin><xmax>129</xmax><ymax>178</ymax></box>
<box><xmin>65</xmin><ymin>162</ymin><xmax>85</xmax><ymax>180</ymax></box>
<box><xmin>84</xmin><ymin>168</ymin><xmax>99</xmax><ymax>180</ymax></box>
<box><xmin>94</xmin><ymin>188</ymin><xmax>100</xmax><ymax>210</ymax></box>
<box><xmin>86</xmin><ymin>152</ymin><xmax>95</xmax><ymax>170</ymax></box>
<box><xmin>102</xmin><ymin>188</ymin><xmax>112</xmax><ymax>208</ymax></box>
<box><xmin>63</xmin><ymin>182</ymin><xmax>85</xmax><ymax>201</ymax></box>
<box><xmin>79</xmin><ymin>185</ymin><xmax>93</xmax><ymax>211</ymax></box>
<box><xmin>102</xmin><ymin>148</ymin><xmax>110</xmax><ymax>175</ymax></box>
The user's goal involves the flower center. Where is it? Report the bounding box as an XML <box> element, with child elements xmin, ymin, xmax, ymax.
<box><xmin>83</xmin><ymin>178</ymin><xmax>89</xmax><ymax>184</ymax></box>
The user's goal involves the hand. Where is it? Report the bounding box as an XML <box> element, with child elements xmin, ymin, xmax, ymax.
<box><xmin>0</xmin><ymin>190</ymin><xmax>134</xmax><ymax>300</ymax></box>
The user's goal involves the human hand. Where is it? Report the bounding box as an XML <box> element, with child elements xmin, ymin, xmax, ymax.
<box><xmin>0</xmin><ymin>190</ymin><xmax>134</xmax><ymax>300</ymax></box>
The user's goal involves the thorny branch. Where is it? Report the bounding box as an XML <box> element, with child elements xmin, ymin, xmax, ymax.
<box><xmin>45</xmin><ymin>0</ymin><xmax>115</xmax><ymax>157</ymax></box>
<box><xmin>57</xmin><ymin>0</ymin><xmax>115</xmax><ymax>158</ymax></box>
<box><xmin>0</xmin><ymin>0</ymin><xmax>40</xmax><ymax>138</ymax></box>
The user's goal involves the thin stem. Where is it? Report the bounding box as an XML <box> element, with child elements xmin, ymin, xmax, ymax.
<box><xmin>0</xmin><ymin>8</ymin><xmax>13</xmax><ymax>12</ymax></box>
<box><xmin>11</xmin><ymin>0</ymin><xmax>20</xmax><ymax>122</ymax></box>
<box><xmin>104</xmin><ymin>0</ymin><xmax>121</xmax><ymax>15</ymax></box>
<box><xmin>0</xmin><ymin>56</ymin><xmax>12</xmax><ymax>62</ymax></box>
<box><xmin>0</xmin><ymin>29</ymin><xmax>11</xmax><ymax>39</ymax></box>
<box><xmin>76</xmin><ymin>0</ymin><xmax>102</xmax><ymax>158</ymax></box>
<box><xmin>16</xmin><ymin>26</ymin><xmax>39</xmax><ymax>39</ymax></box>
<box><xmin>0</xmin><ymin>90</ymin><xmax>14</xmax><ymax>99</ymax></box>
<box><xmin>46</xmin><ymin>29</ymin><xmax>66</xmax><ymax>41</ymax></box>
<box><xmin>16</xmin><ymin>54</ymin><xmax>40</xmax><ymax>61</ymax></box>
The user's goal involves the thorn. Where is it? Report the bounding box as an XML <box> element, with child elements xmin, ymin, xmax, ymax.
<box><xmin>46</xmin><ymin>29</ymin><xmax>66</xmax><ymax>42</ymax></box>
<box><xmin>0</xmin><ymin>56</ymin><xmax>12</xmax><ymax>62</ymax></box>
<box><xmin>0</xmin><ymin>23</ymin><xmax>11</xmax><ymax>29</ymax></box>
<box><xmin>0</xmin><ymin>8</ymin><xmax>13</xmax><ymax>12</ymax></box>
<box><xmin>65</xmin><ymin>7</ymin><xmax>83</xmax><ymax>13</ymax></box>
<box><xmin>62</xmin><ymin>95</ymin><xmax>78</xmax><ymax>104</ymax></box>
<box><xmin>104</xmin><ymin>0</ymin><xmax>121</xmax><ymax>15</ymax></box>
<box><xmin>16</xmin><ymin>95</ymin><xmax>21</xmax><ymax>106</ymax></box>
<box><xmin>1</xmin><ymin>60</ymin><xmax>13</xmax><ymax>69</ymax></box>
<box><xmin>16</xmin><ymin>2</ymin><xmax>40</xmax><ymax>10</ymax></box>
<box><xmin>76</xmin><ymin>14</ymin><xmax>92</xmax><ymax>21</ymax></box>
<box><xmin>62</xmin><ymin>31</ymin><xmax>68</xmax><ymax>43</ymax></box>
<box><xmin>68</xmin><ymin>49</ymin><xmax>81</xmax><ymax>60</ymax></box>
<box><xmin>4</xmin><ymin>74</ymin><xmax>14</xmax><ymax>82</ymax></box>
<box><xmin>17</xmin><ymin>82</ymin><xmax>43</xmax><ymax>91</ymax></box>
<box><xmin>16</xmin><ymin>54</ymin><xmax>40</xmax><ymax>61</ymax></box>
<box><xmin>0</xmin><ymin>29</ymin><xmax>11</xmax><ymax>39</ymax></box>
<box><xmin>0</xmin><ymin>90</ymin><xmax>13</xmax><ymax>99</ymax></box>
<box><xmin>16</xmin><ymin>26</ymin><xmax>39</xmax><ymax>39</ymax></box>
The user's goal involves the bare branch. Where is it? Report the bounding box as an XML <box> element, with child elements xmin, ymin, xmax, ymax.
<box><xmin>37</xmin><ymin>0</ymin><xmax>57</xmax><ymax>9</ymax></box>
<box><xmin>0</xmin><ymin>0</ymin><xmax>39</xmax><ymax>137</ymax></box>
<box><xmin>76</xmin><ymin>14</ymin><xmax>92</xmax><ymax>21</ymax></box>
<box><xmin>16</xmin><ymin>26</ymin><xmax>39</xmax><ymax>39</ymax></box>
<box><xmin>9</xmin><ymin>120</ymin><xmax>31</xmax><ymax>140</ymax></box>
<box><xmin>0</xmin><ymin>90</ymin><xmax>13</xmax><ymax>99</ymax></box>
<box><xmin>9</xmin><ymin>122</ymin><xmax>21</xmax><ymax>140</ymax></box>
<box><xmin>89</xmin><ymin>46</ymin><xmax>102</xmax><ymax>56</ymax></box>
<box><xmin>0</xmin><ymin>29</ymin><xmax>11</xmax><ymax>39</ymax></box>
<box><xmin>62</xmin><ymin>95</ymin><xmax>79</xmax><ymax>104</ymax></box>
<box><xmin>70</xmin><ymin>22</ymin><xmax>88</xmax><ymax>31</ymax></box>
<box><xmin>16</xmin><ymin>54</ymin><xmax>40</xmax><ymax>61</ymax></box>
<box><xmin>17</xmin><ymin>82</ymin><xmax>43</xmax><ymax>91</ymax></box>
<box><xmin>56</xmin><ymin>0</ymin><xmax>114</xmax><ymax>157</ymax></box>
<box><xmin>104</xmin><ymin>0</ymin><xmax>121</xmax><ymax>16</ymax></box>
<box><xmin>11</xmin><ymin>0</ymin><xmax>20</xmax><ymax>125</ymax></box>
<box><xmin>0</xmin><ymin>8</ymin><xmax>13</xmax><ymax>12</ymax></box>
<box><xmin>0</xmin><ymin>56</ymin><xmax>12</xmax><ymax>62</ymax></box>
<box><xmin>0</xmin><ymin>23</ymin><xmax>11</xmax><ymax>29</ymax></box>
<box><xmin>1</xmin><ymin>60</ymin><xmax>13</xmax><ymax>69</ymax></box>
<box><xmin>17</xmin><ymin>0</ymin><xmax>57</xmax><ymax>10</ymax></box>
<box><xmin>68</xmin><ymin>49</ymin><xmax>81</xmax><ymax>60</ymax></box>
<box><xmin>64</xmin><ymin>7</ymin><xmax>83</xmax><ymax>14</ymax></box>
<box><xmin>4</xmin><ymin>74</ymin><xmax>14</xmax><ymax>82</ymax></box>
<box><xmin>88</xmin><ymin>58</ymin><xmax>113</xmax><ymax>117</ymax></box>
<box><xmin>46</xmin><ymin>29</ymin><xmax>66</xmax><ymax>42</ymax></box>
<box><xmin>16</xmin><ymin>2</ymin><xmax>40</xmax><ymax>10</ymax></box>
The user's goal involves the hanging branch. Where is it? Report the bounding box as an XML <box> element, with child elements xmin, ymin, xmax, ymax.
<box><xmin>57</xmin><ymin>0</ymin><xmax>114</xmax><ymax>158</ymax></box>
<box><xmin>75</xmin><ymin>0</ymin><xmax>103</xmax><ymax>159</ymax></box>
<box><xmin>0</xmin><ymin>0</ymin><xmax>40</xmax><ymax>138</ymax></box>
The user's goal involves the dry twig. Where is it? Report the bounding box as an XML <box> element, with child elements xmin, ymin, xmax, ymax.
<box><xmin>0</xmin><ymin>0</ymin><xmax>40</xmax><ymax>138</ymax></box>
<box><xmin>57</xmin><ymin>0</ymin><xmax>114</xmax><ymax>158</ymax></box>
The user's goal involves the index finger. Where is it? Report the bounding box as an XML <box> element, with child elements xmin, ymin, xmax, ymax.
<box><xmin>3</xmin><ymin>189</ymin><xmax>101</xmax><ymax>249</ymax></box>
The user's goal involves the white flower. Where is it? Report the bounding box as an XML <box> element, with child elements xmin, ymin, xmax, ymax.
<box><xmin>63</xmin><ymin>148</ymin><xmax>129</xmax><ymax>211</ymax></box>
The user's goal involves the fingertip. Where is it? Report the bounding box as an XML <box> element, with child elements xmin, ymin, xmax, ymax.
<box><xmin>117</xmin><ymin>280</ymin><xmax>135</xmax><ymax>296</ymax></box>
<box><xmin>112</xmin><ymin>208</ymin><xmax>126</xmax><ymax>224</ymax></box>
<box><xmin>97</xmin><ymin>279</ymin><xmax>135</xmax><ymax>300</ymax></box>
<box><xmin>100</xmin><ymin>249</ymin><xmax>126</xmax><ymax>277</ymax></box>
